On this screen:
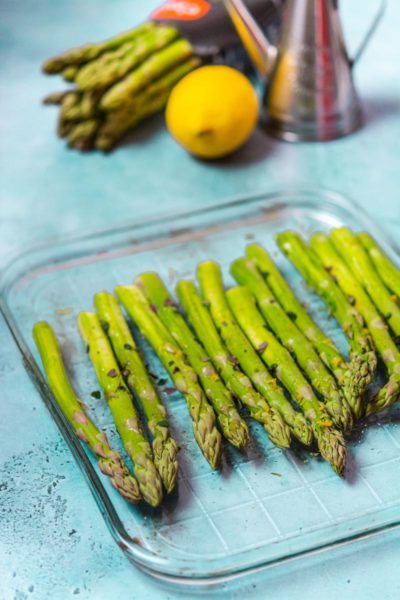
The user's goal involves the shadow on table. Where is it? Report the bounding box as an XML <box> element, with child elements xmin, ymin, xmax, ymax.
<box><xmin>117</xmin><ymin>113</ymin><xmax>166</xmax><ymax>149</ymax></box>
<box><xmin>112</xmin><ymin>95</ymin><xmax>399</xmax><ymax>155</ymax></box>
<box><xmin>204</xmin><ymin>127</ymin><xmax>277</xmax><ymax>168</ymax></box>
<box><xmin>362</xmin><ymin>96</ymin><xmax>400</xmax><ymax>127</ymax></box>
<box><xmin>118</xmin><ymin>113</ymin><xmax>277</xmax><ymax>166</ymax></box>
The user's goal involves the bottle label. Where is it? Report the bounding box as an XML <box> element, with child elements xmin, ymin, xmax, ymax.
<box><xmin>151</xmin><ymin>0</ymin><xmax>212</xmax><ymax>21</ymax></box>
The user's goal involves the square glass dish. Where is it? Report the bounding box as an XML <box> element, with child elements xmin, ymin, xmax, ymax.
<box><xmin>2</xmin><ymin>189</ymin><xmax>400</xmax><ymax>585</ymax></box>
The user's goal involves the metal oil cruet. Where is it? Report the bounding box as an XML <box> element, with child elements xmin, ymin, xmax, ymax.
<box><xmin>223</xmin><ymin>0</ymin><xmax>386</xmax><ymax>141</ymax></box>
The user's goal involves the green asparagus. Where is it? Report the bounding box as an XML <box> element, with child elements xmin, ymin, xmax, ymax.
<box><xmin>95</xmin><ymin>57</ymin><xmax>200</xmax><ymax>151</ymax></box>
<box><xmin>61</xmin><ymin>90</ymin><xmax>103</xmax><ymax>123</ymax></box>
<box><xmin>43</xmin><ymin>91</ymin><xmax>71</xmax><ymax>105</ymax></box>
<box><xmin>246</xmin><ymin>244</ymin><xmax>348</xmax><ymax>380</ymax></box>
<box><xmin>176</xmin><ymin>279</ymin><xmax>292</xmax><ymax>449</ymax></box>
<box><xmin>76</xmin><ymin>26</ymin><xmax>179</xmax><ymax>91</ymax></box>
<box><xmin>74</xmin><ymin>40</ymin><xmax>139</xmax><ymax>88</ymax></box>
<box><xmin>197</xmin><ymin>261</ymin><xmax>304</xmax><ymax>447</ymax></box>
<box><xmin>310</xmin><ymin>233</ymin><xmax>400</xmax><ymax>416</ymax></box>
<box><xmin>101</xmin><ymin>39</ymin><xmax>193</xmax><ymax>111</ymax></box>
<box><xmin>62</xmin><ymin>66</ymin><xmax>78</xmax><ymax>82</ymax></box>
<box><xmin>57</xmin><ymin>92</ymin><xmax>82</xmax><ymax>136</ymax></box>
<box><xmin>33</xmin><ymin>321</ymin><xmax>141</xmax><ymax>503</ymax></box>
<box><xmin>115</xmin><ymin>285</ymin><xmax>222</xmax><ymax>470</ymax></box>
<box><xmin>226</xmin><ymin>287</ymin><xmax>346</xmax><ymax>474</ymax></box>
<box><xmin>134</xmin><ymin>272</ymin><xmax>249</xmax><ymax>449</ymax></box>
<box><xmin>42</xmin><ymin>23</ymin><xmax>200</xmax><ymax>151</ymax></box>
<box><xmin>358</xmin><ymin>232</ymin><xmax>400</xmax><ymax>297</ymax></box>
<box><xmin>230</xmin><ymin>257</ymin><xmax>353</xmax><ymax>431</ymax></box>
<box><xmin>42</xmin><ymin>23</ymin><xmax>156</xmax><ymax>73</ymax></box>
<box><xmin>73</xmin><ymin>41</ymin><xmax>135</xmax><ymax>89</ymax></box>
<box><xmin>61</xmin><ymin>75</ymin><xmax>188</xmax><ymax>152</ymax></box>
<box><xmin>331</xmin><ymin>228</ymin><xmax>400</xmax><ymax>336</ymax></box>
<box><xmin>276</xmin><ymin>231</ymin><xmax>377</xmax><ymax>420</ymax></box>
<box><xmin>67</xmin><ymin>119</ymin><xmax>100</xmax><ymax>151</ymax></box>
<box><xmin>78</xmin><ymin>312</ymin><xmax>163</xmax><ymax>506</ymax></box>
<box><xmin>94</xmin><ymin>291</ymin><xmax>178</xmax><ymax>493</ymax></box>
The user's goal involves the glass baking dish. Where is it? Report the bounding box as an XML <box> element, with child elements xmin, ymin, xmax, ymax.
<box><xmin>2</xmin><ymin>189</ymin><xmax>400</xmax><ymax>585</ymax></box>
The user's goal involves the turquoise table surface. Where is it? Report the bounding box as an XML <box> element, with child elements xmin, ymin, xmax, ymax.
<box><xmin>1</xmin><ymin>0</ymin><xmax>400</xmax><ymax>598</ymax></box>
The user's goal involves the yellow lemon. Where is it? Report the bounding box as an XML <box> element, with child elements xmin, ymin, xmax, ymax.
<box><xmin>166</xmin><ymin>65</ymin><xmax>259</xmax><ymax>159</ymax></box>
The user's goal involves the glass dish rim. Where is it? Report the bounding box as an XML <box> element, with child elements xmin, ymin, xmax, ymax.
<box><xmin>1</xmin><ymin>187</ymin><xmax>400</xmax><ymax>585</ymax></box>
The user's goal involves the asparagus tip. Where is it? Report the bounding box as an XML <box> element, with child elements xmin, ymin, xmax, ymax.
<box><xmin>194</xmin><ymin>422</ymin><xmax>223</xmax><ymax>470</ymax></box>
<box><xmin>264</xmin><ymin>408</ymin><xmax>292</xmax><ymax>449</ymax></box>
<box><xmin>135</xmin><ymin>459</ymin><xmax>164</xmax><ymax>507</ymax></box>
<box><xmin>97</xmin><ymin>451</ymin><xmax>142</xmax><ymax>503</ymax></box>
<box><xmin>315</xmin><ymin>426</ymin><xmax>347</xmax><ymax>476</ymax></box>
<box><xmin>219</xmin><ymin>414</ymin><xmax>250</xmax><ymax>450</ymax></box>
<box><xmin>293</xmin><ymin>413</ymin><xmax>314</xmax><ymax>447</ymax></box>
<box><xmin>152</xmin><ymin>436</ymin><xmax>179</xmax><ymax>494</ymax></box>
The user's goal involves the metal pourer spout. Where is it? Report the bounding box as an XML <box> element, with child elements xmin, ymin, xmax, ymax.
<box><xmin>223</xmin><ymin>0</ymin><xmax>278</xmax><ymax>80</ymax></box>
<box><xmin>223</xmin><ymin>0</ymin><xmax>386</xmax><ymax>142</ymax></box>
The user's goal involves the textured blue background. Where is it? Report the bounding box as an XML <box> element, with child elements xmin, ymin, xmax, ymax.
<box><xmin>1</xmin><ymin>0</ymin><xmax>400</xmax><ymax>598</ymax></box>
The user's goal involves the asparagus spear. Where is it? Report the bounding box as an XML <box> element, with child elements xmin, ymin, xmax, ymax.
<box><xmin>74</xmin><ymin>40</ymin><xmax>138</xmax><ymax>88</ymax></box>
<box><xmin>32</xmin><ymin>321</ymin><xmax>141</xmax><ymax>503</ymax></box>
<box><xmin>276</xmin><ymin>231</ymin><xmax>377</xmax><ymax>420</ymax></box>
<box><xmin>42</xmin><ymin>23</ymin><xmax>156</xmax><ymax>74</ymax></box>
<box><xmin>310</xmin><ymin>233</ymin><xmax>400</xmax><ymax>416</ymax></box>
<box><xmin>94</xmin><ymin>101</ymin><xmax>158</xmax><ymax>151</ymax></box>
<box><xmin>76</xmin><ymin>26</ymin><xmax>179</xmax><ymax>91</ymax></box>
<box><xmin>58</xmin><ymin>120</ymin><xmax>75</xmax><ymax>139</ymax></box>
<box><xmin>57</xmin><ymin>90</ymin><xmax>103</xmax><ymax>142</ymax></box>
<box><xmin>226</xmin><ymin>287</ymin><xmax>346</xmax><ymax>474</ymax></box>
<box><xmin>230</xmin><ymin>257</ymin><xmax>353</xmax><ymax>431</ymax></box>
<box><xmin>61</xmin><ymin>90</ymin><xmax>103</xmax><ymax>122</ymax></box>
<box><xmin>78</xmin><ymin>312</ymin><xmax>163</xmax><ymax>507</ymax></box>
<box><xmin>135</xmin><ymin>273</ymin><xmax>249</xmax><ymax>449</ymax></box>
<box><xmin>331</xmin><ymin>228</ymin><xmax>400</xmax><ymax>336</ymax></box>
<box><xmin>67</xmin><ymin>119</ymin><xmax>100</xmax><ymax>151</ymax></box>
<box><xmin>57</xmin><ymin>92</ymin><xmax>82</xmax><ymax>136</ymax></box>
<box><xmin>197</xmin><ymin>261</ymin><xmax>303</xmax><ymax>447</ymax></box>
<box><xmin>94</xmin><ymin>291</ymin><xmax>178</xmax><ymax>493</ymax></box>
<box><xmin>246</xmin><ymin>244</ymin><xmax>347</xmax><ymax>381</ymax></box>
<box><xmin>62</xmin><ymin>66</ymin><xmax>78</xmax><ymax>82</ymax></box>
<box><xmin>95</xmin><ymin>57</ymin><xmax>200</xmax><ymax>151</ymax></box>
<box><xmin>358</xmin><ymin>232</ymin><xmax>400</xmax><ymax>297</ymax></box>
<box><xmin>176</xmin><ymin>279</ymin><xmax>292</xmax><ymax>449</ymax></box>
<box><xmin>73</xmin><ymin>41</ymin><xmax>136</xmax><ymax>90</ymax></box>
<box><xmin>101</xmin><ymin>39</ymin><xmax>193</xmax><ymax>111</ymax></box>
<box><xmin>115</xmin><ymin>285</ymin><xmax>222</xmax><ymax>470</ymax></box>
<box><xmin>43</xmin><ymin>91</ymin><xmax>71</xmax><ymax>105</ymax></box>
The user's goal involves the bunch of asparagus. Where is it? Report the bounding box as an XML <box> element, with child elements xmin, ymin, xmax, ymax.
<box><xmin>42</xmin><ymin>22</ymin><xmax>201</xmax><ymax>151</ymax></box>
<box><xmin>33</xmin><ymin>228</ymin><xmax>400</xmax><ymax>506</ymax></box>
